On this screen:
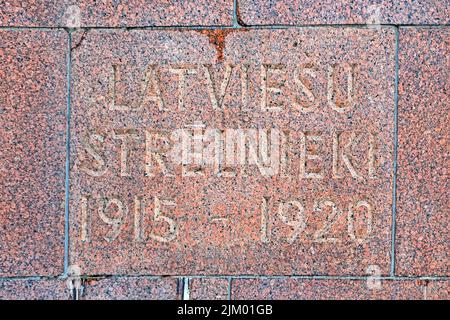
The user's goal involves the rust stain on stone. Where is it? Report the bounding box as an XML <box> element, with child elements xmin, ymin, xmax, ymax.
<box><xmin>195</xmin><ymin>29</ymin><xmax>248</xmax><ymax>62</ymax></box>
<box><xmin>416</xmin><ymin>280</ymin><xmax>429</xmax><ymax>287</ymax></box>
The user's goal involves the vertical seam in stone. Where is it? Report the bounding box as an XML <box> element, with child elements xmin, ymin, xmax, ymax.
<box><xmin>232</xmin><ymin>0</ymin><xmax>247</xmax><ymax>28</ymax></box>
<box><xmin>390</xmin><ymin>26</ymin><xmax>400</xmax><ymax>277</ymax></box>
<box><xmin>63</xmin><ymin>30</ymin><xmax>72</xmax><ymax>277</ymax></box>
<box><xmin>227</xmin><ymin>277</ymin><xmax>232</xmax><ymax>300</ymax></box>
<box><xmin>233</xmin><ymin>0</ymin><xmax>239</xmax><ymax>27</ymax></box>
<box><xmin>182</xmin><ymin>277</ymin><xmax>190</xmax><ymax>300</ymax></box>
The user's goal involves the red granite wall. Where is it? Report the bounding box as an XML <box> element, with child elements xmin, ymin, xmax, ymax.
<box><xmin>0</xmin><ymin>1</ymin><xmax>448</xmax><ymax>300</ymax></box>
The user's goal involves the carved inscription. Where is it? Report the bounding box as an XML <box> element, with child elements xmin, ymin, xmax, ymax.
<box><xmin>79</xmin><ymin>128</ymin><xmax>379</xmax><ymax>179</ymax></box>
<box><xmin>70</xmin><ymin>28</ymin><xmax>398</xmax><ymax>277</ymax></box>
<box><xmin>77</xmin><ymin>62</ymin><xmax>385</xmax><ymax>248</ymax></box>
<box><xmin>81</xmin><ymin>195</ymin><xmax>177</xmax><ymax>243</ymax></box>
<box><xmin>79</xmin><ymin>194</ymin><xmax>373</xmax><ymax>245</ymax></box>
<box><xmin>106</xmin><ymin>63</ymin><xmax>357</xmax><ymax>112</ymax></box>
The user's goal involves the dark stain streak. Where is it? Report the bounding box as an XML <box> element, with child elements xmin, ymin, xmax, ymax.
<box><xmin>72</xmin><ymin>29</ymin><xmax>89</xmax><ymax>51</ymax></box>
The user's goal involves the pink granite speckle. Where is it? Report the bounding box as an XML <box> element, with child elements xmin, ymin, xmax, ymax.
<box><xmin>0</xmin><ymin>0</ymin><xmax>233</xmax><ymax>27</ymax></box>
<box><xmin>238</xmin><ymin>0</ymin><xmax>449</xmax><ymax>25</ymax></box>
<box><xmin>396</xmin><ymin>27</ymin><xmax>449</xmax><ymax>276</ymax></box>
<box><xmin>0</xmin><ymin>279</ymin><xmax>68</xmax><ymax>300</ymax></box>
<box><xmin>0</xmin><ymin>30</ymin><xmax>67</xmax><ymax>277</ymax></box>
<box><xmin>232</xmin><ymin>278</ymin><xmax>449</xmax><ymax>300</ymax></box>
<box><xmin>189</xmin><ymin>277</ymin><xmax>229</xmax><ymax>300</ymax></box>
<box><xmin>81</xmin><ymin>277</ymin><xmax>180</xmax><ymax>300</ymax></box>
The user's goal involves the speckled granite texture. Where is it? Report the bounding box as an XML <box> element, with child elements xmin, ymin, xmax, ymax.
<box><xmin>0</xmin><ymin>279</ymin><xmax>68</xmax><ymax>300</ymax></box>
<box><xmin>238</xmin><ymin>0</ymin><xmax>450</xmax><ymax>25</ymax></box>
<box><xmin>0</xmin><ymin>277</ymin><xmax>179</xmax><ymax>300</ymax></box>
<box><xmin>189</xmin><ymin>278</ymin><xmax>230</xmax><ymax>300</ymax></box>
<box><xmin>0</xmin><ymin>0</ymin><xmax>233</xmax><ymax>27</ymax></box>
<box><xmin>80</xmin><ymin>277</ymin><xmax>180</xmax><ymax>300</ymax></box>
<box><xmin>0</xmin><ymin>30</ymin><xmax>67</xmax><ymax>277</ymax></box>
<box><xmin>396</xmin><ymin>28</ymin><xmax>449</xmax><ymax>276</ymax></box>
<box><xmin>0</xmin><ymin>2</ymin><xmax>448</xmax><ymax>301</ymax></box>
<box><xmin>231</xmin><ymin>278</ymin><xmax>449</xmax><ymax>300</ymax></box>
<box><xmin>0</xmin><ymin>277</ymin><xmax>447</xmax><ymax>300</ymax></box>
